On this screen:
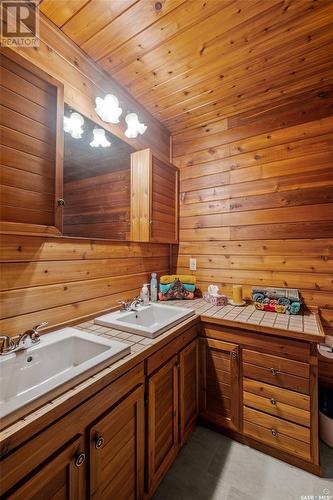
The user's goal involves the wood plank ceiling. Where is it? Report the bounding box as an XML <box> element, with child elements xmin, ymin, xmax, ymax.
<box><xmin>40</xmin><ymin>0</ymin><xmax>333</xmax><ymax>134</ymax></box>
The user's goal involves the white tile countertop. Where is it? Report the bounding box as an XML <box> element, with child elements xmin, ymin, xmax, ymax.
<box><xmin>158</xmin><ymin>298</ymin><xmax>324</xmax><ymax>341</ymax></box>
<box><xmin>72</xmin><ymin>299</ymin><xmax>324</xmax><ymax>351</ymax></box>
<box><xmin>0</xmin><ymin>298</ymin><xmax>324</xmax><ymax>448</ymax></box>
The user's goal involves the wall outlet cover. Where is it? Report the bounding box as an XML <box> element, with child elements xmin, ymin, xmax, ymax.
<box><xmin>189</xmin><ymin>257</ymin><xmax>197</xmax><ymax>271</ymax></box>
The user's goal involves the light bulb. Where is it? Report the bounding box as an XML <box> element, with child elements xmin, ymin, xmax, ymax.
<box><xmin>124</xmin><ymin>113</ymin><xmax>147</xmax><ymax>138</ymax></box>
<box><xmin>90</xmin><ymin>128</ymin><xmax>111</xmax><ymax>148</ymax></box>
<box><xmin>95</xmin><ymin>94</ymin><xmax>122</xmax><ymax>124</ymax></box>
<box><xmin>63</xmin><ymin>112</ymin><xmax>84</xmax><ymax>139</ymax></box>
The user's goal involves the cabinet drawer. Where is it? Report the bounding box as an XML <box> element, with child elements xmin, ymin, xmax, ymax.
<box><xmin>147</xmin><ymin>325</ymin><xmax>198</xmax><ymax>375</ymax></box>
<box><xmin>243</xmin><ymin>407</ymin><xmax>311</xmax><ymax>461</ymax></box>
<box><xmin>243</xmin><ymin>350</ymin><xmax>310</xmax><ymax>394</ymax></box>
<box><xmin>243</xmin><ymin>379</ymin><xmax>310</xmax><ymax>427</ymax></box>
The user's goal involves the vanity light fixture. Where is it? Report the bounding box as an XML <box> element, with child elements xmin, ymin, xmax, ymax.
<box><xmin>95</xmin><ymin>94</ymin><xmax>122</xmax><ymax>123</ymax></box>
<box><xmin>63</xmin><ymin>112</ymin><xmax>84</xmax><ymax>139</ymax></box>
<box><xmin>90</xmin><ymin>128</ymin><xmax>111</xmax><ymax>148</ymax></box>
<box><xmin>124</xmin><ymin>112</ymin><xmax>147</xmax><ymax>138</ymax></box>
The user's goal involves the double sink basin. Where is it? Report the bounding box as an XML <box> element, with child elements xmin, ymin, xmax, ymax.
<box><xmin>0</xmin><ymin>303</ymin><xmax>194</xmax><ymax>425</ymax></box>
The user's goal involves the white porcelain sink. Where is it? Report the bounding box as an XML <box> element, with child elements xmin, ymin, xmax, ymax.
<box><xmin>0</xmin><ymin>327</ymin><xmax>130</xmax><ymax>425</ymax></box>
<box><xmin>95</xmin><ymin>303</ymin><xmax>195</xmax><ymax>338</ymax></box>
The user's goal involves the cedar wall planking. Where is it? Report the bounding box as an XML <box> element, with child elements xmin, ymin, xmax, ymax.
<box><xmin>172</xmin><ymin>89</ymin><xmax>333</xmax><ymax>334</ymax></box>
<box><xmin>0</xmin><ymin>23</ymin><xmax>171</xmax><ymax>336</ymax></box>
<box><xmin>0</xmin><ymin>235</ymin><xmax>170</xmax><ymax>336</ymax></box>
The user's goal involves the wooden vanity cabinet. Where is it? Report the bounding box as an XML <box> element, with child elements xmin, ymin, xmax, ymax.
<box><xmin>146</xmin><ymin>330</ymin><xmax>199</xmax><ymax>496</ymax></box>
<box><xmin>179</xmin><ymin>338</ymin><xmax>199</xmax><ymax>445</ymax></box>
<box><xmin>130</xmin><ymin>149</ymin><xmax>179</xmax><ymax>243</ymax></box>
<box><xmin>6</xmin><ymin>436</ymin><xmax>86</xmax><ymax>500</ymax></box>
<box><xmin>89</xmin><ymin>386</ymin><xmax>145</xmax><ymax>500</ymax></box>
<box><xmin>199</xmin><ymin>337</ymin><xmax>240</xmax><ymax>432</ymax></box>
<box><xmin>0</xmin><ymin>365</ymin><xmax>145</xmax><ymax>500</ymax></box>
<box><xmin>200</xmin><ymin>323</ymin><xmax>320</xmax><ymax>475</ymax></box>
<box><xmin>147</xmin><ymin>355</ymin><xmax>179</xmax><ymax>495</ymax></box>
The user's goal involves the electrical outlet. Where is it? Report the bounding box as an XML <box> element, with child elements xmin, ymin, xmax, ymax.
<box><xmin>189</xmin><ymin>257</ymin><xmax>197</xmax><ymax>271</ymax></box>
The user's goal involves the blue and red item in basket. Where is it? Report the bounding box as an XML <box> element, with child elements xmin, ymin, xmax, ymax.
<box><xmin>252</xmin><ymin>287</ymin><xmax>302</xmax><ymax>315</ymax></box>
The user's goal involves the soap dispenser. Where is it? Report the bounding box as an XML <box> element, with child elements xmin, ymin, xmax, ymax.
<box><xmin>140</xmin><ymin>283</ymin><xmax>150</xmax><ymax>305</ymax></box>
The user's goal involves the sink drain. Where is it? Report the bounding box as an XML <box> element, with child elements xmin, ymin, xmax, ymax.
<box><xmin>26</xmin><ymin>356</ymin><xmax>33</xmax><ymax>363</ymax></box>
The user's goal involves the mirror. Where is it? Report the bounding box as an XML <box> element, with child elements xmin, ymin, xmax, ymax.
<box><xmin>63</xmin><ymin>104</ymin><xmax>135</xmax><ymax>240</ymax></box>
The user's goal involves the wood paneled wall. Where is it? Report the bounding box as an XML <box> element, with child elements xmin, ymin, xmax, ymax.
<box><xmin>0</xmin><ymin>235</ymin><xmax>170</xmax><ymax>336</ymax></box>
<box><xmin>172</xmin><ymin>88</ymin><xmax>333</xmax><ymax>334</ymax></box>
<box><xmin>0</xmin><ymin>25</ymin><xmax>171</xmax><ymax>336</ymax></box>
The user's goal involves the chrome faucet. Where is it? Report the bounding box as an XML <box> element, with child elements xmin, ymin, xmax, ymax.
<box><xmin>0</xmin><ymin>322</ymin><xmax>48</xmax><ymax>355</ymax></box>
<box><xmin>118</xmin><ymin>298</ymin><xmax>143</xmax><ymax>312</ymax></box>
<box><xmin>129</xmin><ymin>298</ymin><xmax>143</xmax><ymax>311</ymax></box>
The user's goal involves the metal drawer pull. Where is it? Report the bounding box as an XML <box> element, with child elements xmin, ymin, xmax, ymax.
<box><xmin>94</xmin><ymin>434</ymin><xmax>104</xmax><ymax>449</ymax></box>
<box><xmin>75</xmin><ymin>452</ymin><xmax>86</xmax><ymax>467</ymax></box>
<box><xmin>270</xmin><ymin>398</ymin><xmax>277</xmax><ymax>405</ymax></box>
<box><xmin>269</xmin><ymin>368</ymin><xmax>279</xmax><ymax>376</ymax></box>
<box><xmin>271</xmin><ymin>428</ymin><xmax>278</xmax><ymax>437</ymax></box>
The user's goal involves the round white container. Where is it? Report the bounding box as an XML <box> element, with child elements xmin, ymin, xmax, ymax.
<box><xmin>319</xmin><ymin>410</ymin><xmax>333</xmax><ymax>448</ymax></box>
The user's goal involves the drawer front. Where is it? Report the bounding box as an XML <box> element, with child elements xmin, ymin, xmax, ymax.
<box><xmin>243</xmin><ymin>379</ymin><xmax>310</xmax><ymax>427</ymax></box>
<box><xmin>243</xmin><ymin>349</ymin><xmax>310</xmax><ymax>394</ymax></box>
<box><xmin>243</xmin><ymin>407</ymin><xmax>311</xmax><ymax>461</ymax></box>
<box><xmin>147</xmin><ymin>325</ymin><xmax>198</xmax><ymax>375</ymax></box>
<box><xmin>243</xmin><ymin>350</ymin><xmax>310</xmax><ymax>378</ymax></box>
<box><xmin>203</xmin><ymin>324</ymin><xmax>310</xmax><ymax>362</ymax></box>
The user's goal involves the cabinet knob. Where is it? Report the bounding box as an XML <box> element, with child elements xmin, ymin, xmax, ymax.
<box><xmin>271</xmin><ymin>428</ymin><xmax>278</xmax><ymax>437</ymax></box>
<box><xmin>269</xmin><ymin>367</ymin><xmax>279</xmax><ymax>376</ymax></box>
<box><xmin>57</xmin><ymin>198</ymin><xmax>65</xmax><ymax>206</ymax></box>
<box><xmin>270</xmin><ymin>398</ymin><xmax>277</xmax><ymax>406</ymax></box>
<box><xmin>94</xmin><ymin>434</ymin><xmax>104</xmax><ymax>449</ymax></box>
<box><xmin>75</xmin><ymin>452</ymin><xmax>86</xmax><ymax>467</ymax></box>
<box><xmin>231</xmin><ymin>351</ymin><xmax>238</xmax><ymax>358</ymax></box>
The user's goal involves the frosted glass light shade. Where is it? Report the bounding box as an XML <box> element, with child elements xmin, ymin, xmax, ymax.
<box><xmin>90</xmin><ymin>128</ymin><xmax>111</xmax><ymax>148</ymax></box>
<box><xmin>95</xmin><ymin>94</ymin><xmax>122</xmax><ymax>123</ymax></box>
<box><xmin>64</xmin><ymin>112</ymin><xmax>84</xmax><ymax>139</ymax></box>
<box><xmin>124</xmin><ymin>113</ymin><xmax>147</xmax><ymax>138</ymax></box>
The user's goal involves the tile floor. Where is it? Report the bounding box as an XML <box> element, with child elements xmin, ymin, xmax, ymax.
<box><xmin>153</xmin><ymin>426</ymin><xmax>333</xmax><ymax>500</ymax></box>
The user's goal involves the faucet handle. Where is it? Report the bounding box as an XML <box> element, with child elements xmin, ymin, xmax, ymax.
<box><xmin>31</xmin><ymin>322</ymin><xmax>48</xmax><ymax>341</ymax></box>
<box><xmin>33</xmin><ymin>322</ymin><xmax>48</xmax><ymax>332</ymax></box>
<box><xmin>117</xmin><ymin>300</ymin><xmax>130</xmax><ymax>311</ymax></box>
<box><xmin>0</xmin><ymin>335</ymin><xmax>14</xmax><ymax>354</ymax></box>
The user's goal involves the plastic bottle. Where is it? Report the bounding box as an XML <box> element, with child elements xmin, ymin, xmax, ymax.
<box><xmin>140</xmin><ymin>283</ymin><xmax>150</xmax><ymax>305</ymax></box>
<box><xmin>150</xmin><ymin>273</ymin><xmax>158</xmax><ymax>302</ymax></box>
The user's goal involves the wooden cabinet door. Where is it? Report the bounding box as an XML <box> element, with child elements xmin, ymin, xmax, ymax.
<box><xmin>7</xmin><ymin>436</ymin><xmax>85</xmax><ymax>499</ymax></box>
<box><xmin>179</xmin><ymin>339</ymin><xmax>199</xmax><ymax>445</ymax></box>
<box><xmin>0</xmin><ymin>49</ymin><xmax>64</xmax><ymax>236</ymax></box>
<box><xmin>130</xmin><ymin>149</ymin><xmax>178</xmax><ymax>243</ymax></box>
<box><xmin>148</xmin><ymin>355</ymin><xmax>179</xmax><ymax>495</ymax></box>
<box><xmin>200</xmin><ymin>338</ymin><xmax>240</xmax><ymax>431</ymax></box>
<box><xmin>150</xmin><ymin>156</ymin><xmax>178</xmax><ymax>244</ymax></box>
<box><xmin>89</xmin><ymin>386</ymin><xmax>145</xmax><ymax>500</ymax></box>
